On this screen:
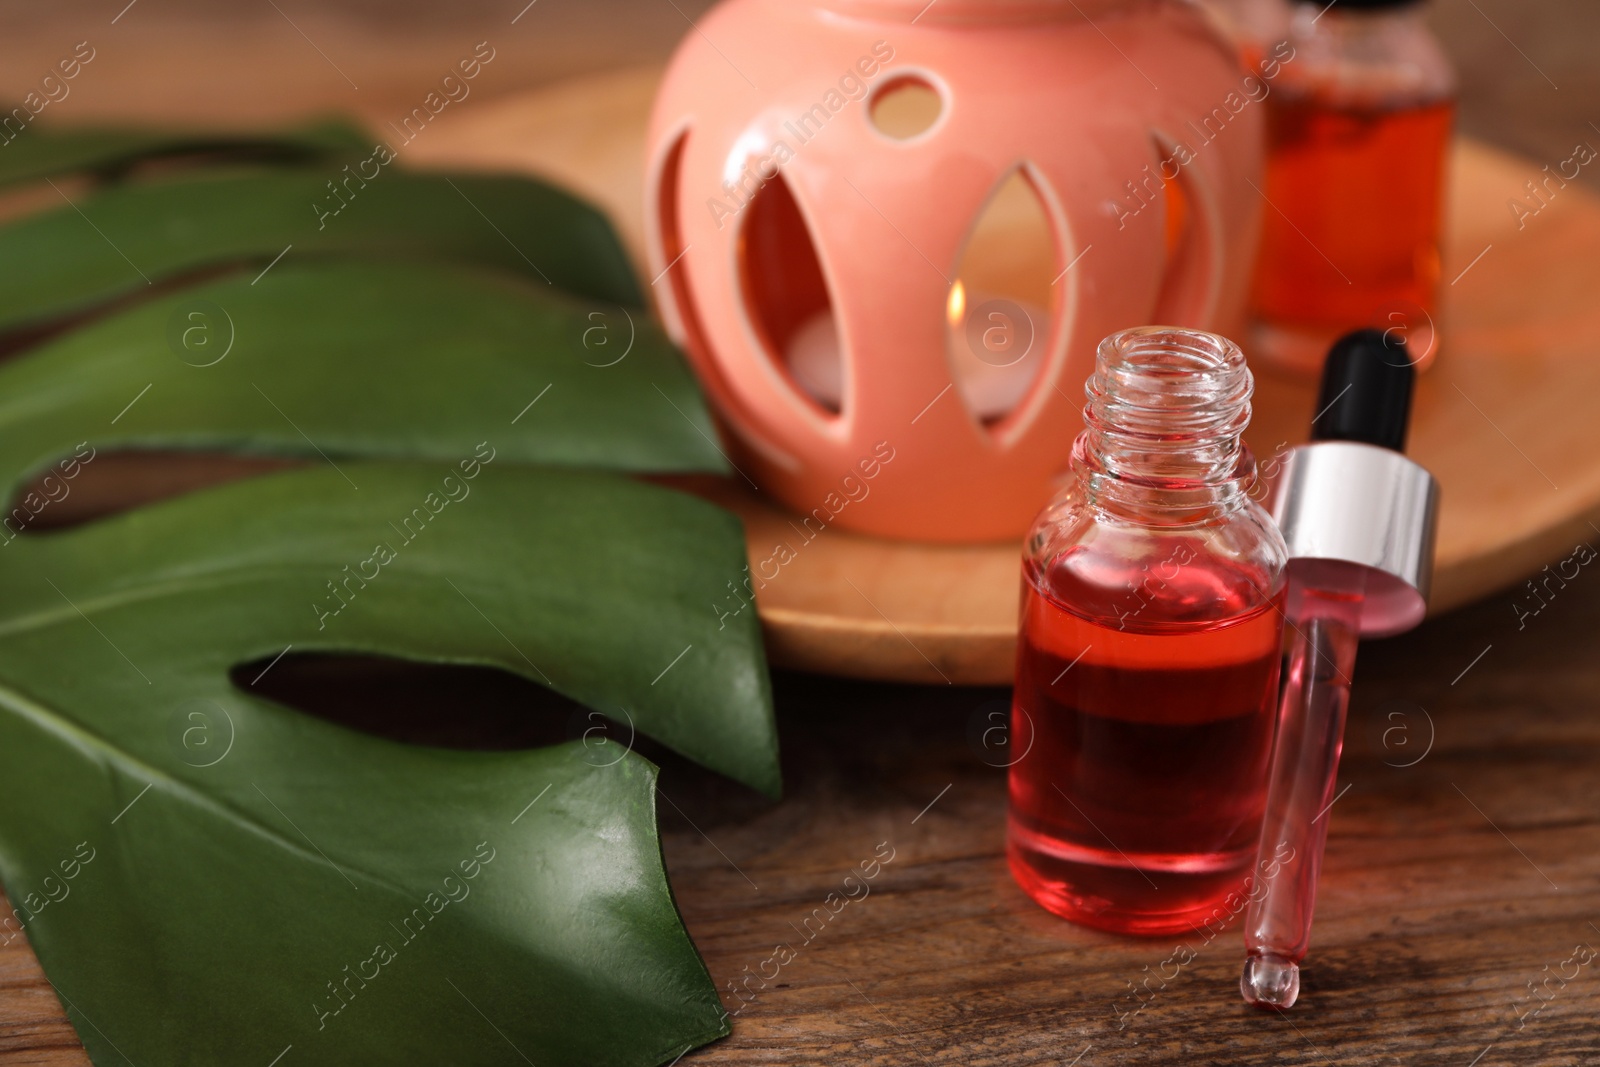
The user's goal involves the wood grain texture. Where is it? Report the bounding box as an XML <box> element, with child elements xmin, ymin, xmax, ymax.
<box><xmin>642</xmin><ymin>577</ymin><xmax>1600</xmax><ymax>1065</ymax></box>
<box><xmin>0</xmin><ymin>31</ymin><xmax>1590</xmax><ymax>690</ymax></box>
<box><xmin>410</xmin><ymin>70</ymin><xmax>1600</xmax><ymax>683</ymax></box>
<box><xmin>12</xmin><ymin>550</ymin><xmax>1598</xmax><ymax>1065</ymax></box>
<box><xmin>2</xmin><ymin>2</ymin><xmax>1597</xmax><ymax>1063</ymax></box>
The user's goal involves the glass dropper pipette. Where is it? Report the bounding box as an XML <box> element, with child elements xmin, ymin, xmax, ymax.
<box><xmin>1240</xmin><ymin>329</ymin><xmax>1439</xmax><ymax>1008</ymax></box>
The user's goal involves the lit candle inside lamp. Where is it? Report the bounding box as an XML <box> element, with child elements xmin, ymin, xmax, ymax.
<box><xmin>784</xmin><ymin>280</ymin><xmax>1046</xmax><ymax>421</ymax></box>
<box><xmin>944</xmin><ymin>279</ymin><xmax>1048</xmax><ymax>421</ymax></box>
<box><xmin>947</xmin><ymin>276</ymin><xmax>966</xmax><ymax>323</ymax></box>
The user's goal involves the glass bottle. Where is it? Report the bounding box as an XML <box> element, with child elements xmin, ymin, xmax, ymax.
<box><xmin>1007</xmin><ymin>327</ymin><xmax>1288</xmax><ymax>936</ymax></box>
<box><xmin>1200</xmin><ymin>0</ymin><xmax>1291</xmax><ymax>70</ymax></box>
<box><xmin>1249</xmin><ymin>0</ymin><xmax>1456</xmax><ymax>375</ymax></box>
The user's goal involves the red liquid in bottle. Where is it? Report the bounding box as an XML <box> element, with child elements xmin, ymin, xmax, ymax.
<box><xmin>1251</xmin><ymin>94</ymin><xmax>1454</xmax><ymax>367</ymax></box>
<box><xmin>1007</xmin><ymin>544</ymin><xmax>1283</xmax><ymax>936</ymax></box>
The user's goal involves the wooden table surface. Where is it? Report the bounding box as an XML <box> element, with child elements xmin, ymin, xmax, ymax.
<box><xmin>6</xmin><ymin>562</ymin><xmax>1600</xmax><ymax>1065</ymax></box>
<box><xmin>2</xmin><ymin>1</ymin><xmax>1598</xmax><ymax>1064</ymax></box>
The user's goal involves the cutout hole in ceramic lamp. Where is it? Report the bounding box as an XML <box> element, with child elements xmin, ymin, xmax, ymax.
<box><xmin>740</xmin><ymin>171</ymin><xmax>844</xmax><ymax>416</ymax></box>
<box><xmin>869</xmin><ymin>75</ymin><xmax>943</xmax><ymax>141</ymax></box>
<box><xmin>946</xmin><ymin>167</ymin><xmax>1057</xmax><ymax>427</ymax></box>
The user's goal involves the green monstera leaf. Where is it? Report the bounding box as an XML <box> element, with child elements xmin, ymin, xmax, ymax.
<box><xmin>0</xmin><ymin>118</ymin><xmax>368</xmax><ymax>187</ymax></box>
<box><xmin>0</xmin><ymin>464</ymin><xmax>763</xmax><ymax>1065</ymax></box>
<box><xmin>0</xmin><ymin>258</ymin><xmax>720</xmax><ymax>486</ymax></box>
<box><xmin>0</xmin><ymin>129</ymin><xmax>768</xmax><ymax>1066</ymax></box>
<box><xmin>0</xmin><ymin>168</ymin><xmax>640</xmax><ymax>333</ymax></box>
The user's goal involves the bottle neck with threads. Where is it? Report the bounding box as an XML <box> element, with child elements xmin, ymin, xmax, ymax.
<box><xmin>1284</xmin><ymin>0</ymin><xmax>1456</xmax><ymax>107</ymax></box>
<box><xmin>1072</xmin><ymin>326</ymin><xmax>1257</xmax><ymax>524</ymax></box>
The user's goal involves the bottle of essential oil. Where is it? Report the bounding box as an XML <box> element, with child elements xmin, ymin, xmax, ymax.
<box><xmin>1007</xmin><ymin>327</ymin><xmax>1288</xmax><ymax>936</ymax></box>
<box><xmin>1201</xmin><ymin>0</ymin><xmax>1290</xmax><ymax>70</ymax></box>
<box><xmin>1249</xmin><ymin>0</ymin><xmax>1456</xmax><ymax>374</ymax></box>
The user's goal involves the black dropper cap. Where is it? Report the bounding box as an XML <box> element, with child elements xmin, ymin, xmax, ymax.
<box><xmin>1310</xmin><ymin>328</ymin><xmax>1415</xmax><ymax>453</ymax></box>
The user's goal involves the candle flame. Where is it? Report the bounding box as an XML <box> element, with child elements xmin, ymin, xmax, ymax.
<box><xmin>946</xmin><ymin>279</ymin><xmax>966</xmax><ymax>329</ymax></box>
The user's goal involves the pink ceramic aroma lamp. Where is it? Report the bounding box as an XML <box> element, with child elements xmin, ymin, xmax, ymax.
<box><xmin>645</xmin><ymin>0</ymin><xmax>1265</xmax><ymax>541</ymax></box>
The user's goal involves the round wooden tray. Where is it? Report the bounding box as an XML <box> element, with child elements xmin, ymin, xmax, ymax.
<box><xmin>412</xmin><ymin>67</ymin><xmax>1600</xmax><ymax>685</ymax></box>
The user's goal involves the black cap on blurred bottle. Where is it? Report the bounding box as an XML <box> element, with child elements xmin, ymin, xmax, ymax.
<box><xmin>1317</xmin><ymin>0</ymin><xmax>1424</xmax><ymax>9</ymax></box>
<box><xmin>1310</xmin><ymin>328</ymin><xmax>1415</xmax><ymax>453</ymax></box>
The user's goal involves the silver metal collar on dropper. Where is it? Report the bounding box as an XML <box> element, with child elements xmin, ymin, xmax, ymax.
<box><xmin>1268</xmin><ymin>329</ymin><xmax>1440</xmax><ymax>637</ymax></box>
<box><xmin>1240</xmin><ymin>327</ymin><xmax>1442</xmax><ymax>1012</ymax></box>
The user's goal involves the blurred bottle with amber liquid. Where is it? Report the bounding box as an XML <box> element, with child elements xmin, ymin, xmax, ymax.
<box><xmin>1243</xmin><ymin>0</ymin><xmax>1456</xmax><ymax>375</ymax></box>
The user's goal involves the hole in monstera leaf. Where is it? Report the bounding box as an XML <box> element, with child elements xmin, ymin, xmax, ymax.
<box><xmin>234</xmin><ymin>653</ymin><xmax>781</xmax><ymax>816</ymax></box>
<box><xmin>0</xmin><ymin>262</ymin><xmax>244</xmax><ymax>362</ymax></box>
<box><xmin>0</xmin><ymin>173</ymin><xmax>96</xmax><ymax>231</ymax></box>
<box><xmin>87</xmin><ymin>139</ymin><xmax>354</xmax><ymax>184</ymax></box>
<box><xmin>4</xmin><ymin>451</ymin><xmax>305</xmax><ymax>536</ymax></box>
<box><xmin>232</xmin><ymin>652</ymin><xmax>646</xmax><ymax>753</ymax></box>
